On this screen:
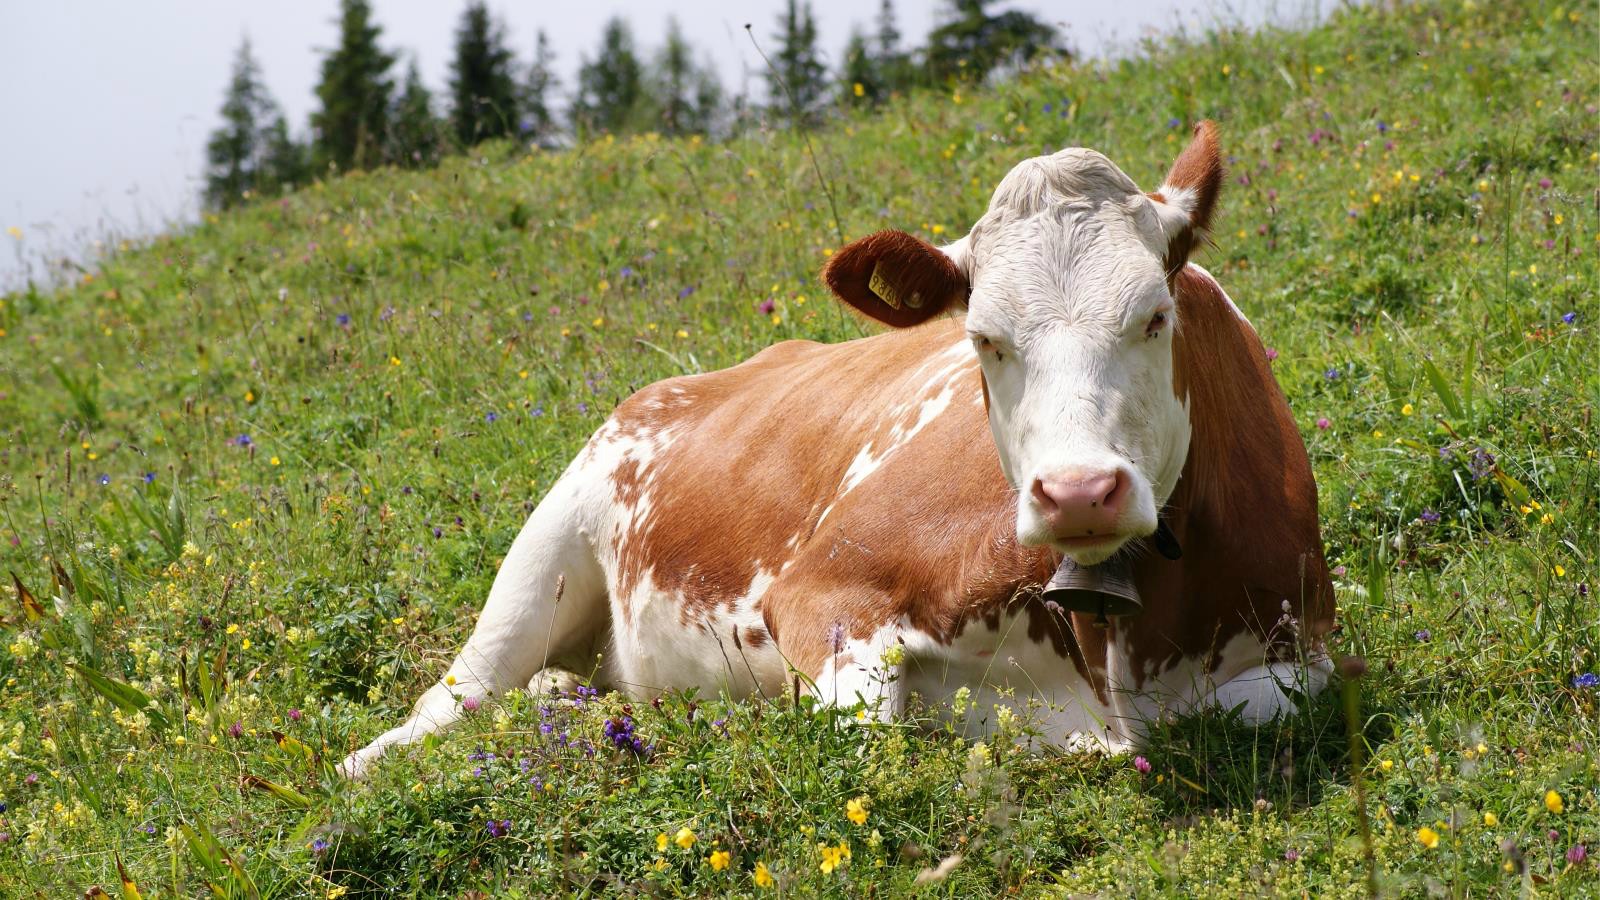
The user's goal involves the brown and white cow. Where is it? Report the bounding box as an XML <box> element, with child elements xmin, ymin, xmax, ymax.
<box><xmin>341</xmin><ymin>122</ymin><xmax>1334</xmax><ymax>778</ymax></box>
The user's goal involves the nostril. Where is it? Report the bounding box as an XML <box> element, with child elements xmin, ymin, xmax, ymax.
<box><xmin>1101</xmin><ymin>470</ymin><xmax>1130</xmax><ymax>510</ymax></box>
<box><xmin>1031</xmin><ymin>477</ymin><xmax>1057</xmax><ymax>513</ymax></box>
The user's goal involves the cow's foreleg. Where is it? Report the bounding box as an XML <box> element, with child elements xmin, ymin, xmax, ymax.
<box><xmin>339</xmin><ymin>478</ymin><xmax>605</xmax><ymax>778</ymax></box>
<box><xmin>809</xmin><ymin>629</ymin><xmax>908</xmax><ymax>723</ymax></box>
<box><xmin>1214</xmin><ymin>656</ymin><xmax>1333</xmax><ymax>724</ymax></box>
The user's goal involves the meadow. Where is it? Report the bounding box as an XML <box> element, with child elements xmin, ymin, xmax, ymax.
<box><xmin>1</xmin><ymin>0</ymin><xmax>1596</xmax><ymax>895</ymax></box>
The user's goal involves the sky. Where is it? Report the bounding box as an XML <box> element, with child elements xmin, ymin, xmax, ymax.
<box><xmin>0</xmin><ymin>0</ymin><xmax>1323</xmax><ymax>288</ymax></box>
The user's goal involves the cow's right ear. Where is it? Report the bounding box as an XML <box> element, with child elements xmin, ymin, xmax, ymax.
<box><xmin>822</xmin><ymin>230</ymin><xmax>969</xmax><ymax>328</ymax></box>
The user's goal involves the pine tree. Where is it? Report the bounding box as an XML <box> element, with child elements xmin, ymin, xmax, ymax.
<box><xmin>390</xmin><ymin>58</ymin><xmax>444</xmax><ymax>167</ymax></box>
<box><xmin>259</xmin><ymin>114</ymin><xmax>311</xmax><ymax>193</ymax></box>
<box><xmin>653</xmin><ymin>17</ymin><xmax>721</xmax><ymax>136</ymax></box>
<box><xmin>205</xmin><ymin>39</ymin><xmax>301</xmax><ymax>209</ymax></box>
<box><xmin>312</xmin><ymin>0</ymin><xmax>396</xmax><ymax>172</ymax></box>
<box><xmin>449</xmin><ymin>1</ymin><xmax>520</xmax><ymax>148</ymax></box>
<box><xmin>840</xmin><ymin>30</ymin><xmax>878</xmax><ymax>106</ymax></box>
<box><xmin>874</xmin><ymin>0</ymin><xmax>915</xmax><ymax>94</ymax></box>
<box><xmin>521</xmin><ymin>29</ymin><xmax>560</xmax><ymax>147</ymax></box>
<box><xmin>768</xmin><ymin>0</ymin><xmax>826</xmax><ymax>125</ymax></box>
<box><xmin>572</xmin><ymin>17</ymin><xmax>647</xmax><ymax>135</ymax></box>
<box><xmin>925</xmin><ymin>0</ymin><xmax>1061</xmax><ymax>84</ymax></box>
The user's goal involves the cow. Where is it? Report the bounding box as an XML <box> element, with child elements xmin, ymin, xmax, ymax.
<box><xmin>340</xmin><ymin>122</ymin><xmax>1335</xmax><ymax>779</ymax></box>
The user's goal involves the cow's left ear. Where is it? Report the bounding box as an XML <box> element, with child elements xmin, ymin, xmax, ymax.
<box><xmin>822</xmin><ymin>230</ymin><xmax>970</xmax><ymax>328</ymax></box>
<box><xmin>1148</xmin><ymin>120</ymin><xmax>1224</xmax><ymax>277</ymax></box>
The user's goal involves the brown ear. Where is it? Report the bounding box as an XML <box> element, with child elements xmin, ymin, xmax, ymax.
<box><xmin>1148</xmin><ymin>120</ymin><xmax>1224</xmax><ymax>276</ymax></box>
<box><xmin>822</xmin><ymin>230</ymin><xmax>968</xmax><ymax>328</ymax></box>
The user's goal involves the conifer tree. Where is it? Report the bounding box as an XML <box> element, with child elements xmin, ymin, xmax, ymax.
<box><xmin>572</xmin><ymin>17</ymin><xmax>647</xmax><ymax>135</ymax></box>
<box><xmin>653</xmin><ymin>17</ymin><xmax>721</xmax><ymax>136</ymax></box>
<box><xmin>840</xmin><ymin>30</ymin><xmax>878</xmax><ymax>106</ymax></box>
<box><xmin>768</xmin><ymin>0</ymin><xmax>826</xmax><ymax>125</ymax></box>
<box><xmin>390</xmin><ymin>58</ymin><xmax>444</xmax><ymax>167</ymax></box>
<box><xmin>874</xmin><ymin>0</ymin><xmax>915</xmax><ymax>94</ymax></box>
<box><xmin>521</xmin><ymin>29</ymin><xmax>560</xmax><ymax>146</ymax></box>
<box><xmin>448</xmin><ymin>1</ymin><xmax>520</xmax><ymax>147</ymax></box>
<box><xmin>312</xmin><ymin>0</ymin><xmax>395</xmax><ymax>172</ymax></box>
<box><xmin>205</xmin><ymin>39</ymin><xmax>301</xmax><ymax>209</ymax></box>
<box><xmin>925</xmin><ymin>0</ymin><xmax>1061</xmax><ymax>84</ymax></box>
<box><xmin>259</xmin><ymin>114</ymin><xmax>311</xmax><ymax>193</ymax></box>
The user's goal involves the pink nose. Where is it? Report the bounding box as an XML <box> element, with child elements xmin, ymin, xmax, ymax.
<box><xmin>1031</xmin><ymin>468</ymin><xmax>1129</xmax><ymax>537</ymax></box>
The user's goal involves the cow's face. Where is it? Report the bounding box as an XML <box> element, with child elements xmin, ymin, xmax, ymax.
<box><xmin>825</xmin><ymin>123</ymin><xmax>1223</xmax><ymax>564</ymax></box>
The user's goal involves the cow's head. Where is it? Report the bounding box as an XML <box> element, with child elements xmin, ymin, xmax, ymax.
<box><xmin>824</xmin><ymin>123</ymin><xmax>1223</xmax><ymax>565</ymax></box>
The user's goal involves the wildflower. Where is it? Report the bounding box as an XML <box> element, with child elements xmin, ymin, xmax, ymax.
<box><xmin>228</xmin><ymin>721</ymin><xmax>243</xmax><ymax>739</ymax></box>
<box><xmin>1467</xmin><ymin>448</ymin><xmax>1496</xmax><ymax>480</ymax></box>
<box><xmin>853</xmin><ymin>82</ymin><xmax>865</xmax><ymax>97</ymax></box>
<box><xmin>461</xmin><ymin>696</ymin><xmax>481</xmax><ymax>713</ymax></box>
<box><xmin>1134</xmin><ymin>756</ymin><xmax>1152</xmax><ymax>774</ymax></box>
<box><xmin>1414</xmin><ymin>629</ymin><xmax>1430</xmax><ymax>642</ymax></box>
<box><xmin>847</xmin><ymin>796</ymin><xmax>870</xmax><ymax>826</ymax></box>
<box><xmin>485</xmin><ymin>819</ymin><xmax>511</xmax><ymax>837</ymax></box>
<box><xmin>675</xmin><ymin>827</ymin><xmax>697</xmax><ymax>849</ymax></box>
<box><xmin>709</xmin><ymin>849</ymin><xmax>731</xmax><ymax>871</ymax></box>
<box><xmin>336</xmin><ymin>313</ymin><xmax>351</xmax><ymax>327</ymax></box>
<box><xmin>311</xmin><ymin>838</ymin><xmax>330</xmax><ymax>854</ymax></box>
<box><xmin>142</xmin><ymin>472</ymin><xmax>156</xmax><ymax>483</ymax></box>
<box><xmin>1545</xmin><ymin>790</ymin><xmax>1564</xmax><ymax>814</ymax></box>
<box><xmin>1562</xmin><ymin>311</ymin><xmax>1578</xmax><ymax>324</ymax></box>
<box><xmin>758</xmin><ymin>299</ymin><xmax>776</xmax><ymax>316</ymax></box>
<box><xmin>1570</xmin><ymin>844</ymin><xmax>1588</xmax><ymax>865</ymax></box>
<box><xmin>1417</xmin><ymin>826</ymin><xmax>1440</xmax><ymax>849</ymax></box>
<box><xmin>1379</xmin><ymin>759</ymin><xmax>1393</xmax><ymax>771</ymax></box>
<box><xmin>233</xmin><ymin>434</ymin><xmax>253</xmax><ymax>448</ymax></box>
<box><xmin>819</xmin><ymin>841</ymin><xmax>851</xmax><ymax>874</ymax></box>
<box><xmin>1284</xmin><ymin>848</ymin><xmax>1300</xmax><ymax>862</ymax></box>
<box><xmin>1324</xmin><ymin>368</ymin><xmax>1340</xmax><ymax>380</ymax></box>
<box><xmin>485</xmin><ymin>411</ymin><xmax>498</xmax><ymax>423</ymax></box>
<box><xmin>289</xmin><ymin>708</ymin><xmax>303</xmax><ymax>722</ymax></box>
<box><xmin>753</xmin><ymin>861</ymin><xmax>774</xmax><ymax>887</ymax></box>
<box><xmin>1316</xmin><ymin>417</ymin><xmax>1330</xmax><ymax>430</ymax></box>
<box><xmin>1265</xmin><ymin>347</ymin><xmax>1278</xmax><ymax>361</ymax></box>
<box><xmin>656</xmin><ymin>832</ymin><xmax>669</xmax><ymax>852</ymax></box>
<box><xmin>1401</xmin><ymin>403</ymin><xmax>1414</xmax><ymax>416</ymax></box>
<box><xmin>1483</xmin><ymin>812</ymin><xmax>1498</xmax><ymax>827</ymax></box>
<box><xmin>97</xmin><ymin>474</ymin><xmax>110</xmax><ymax>486</ymax></box>
<box><xmin>1574</xmin><ymin>673</ymin><xmax>1599</xmax><ymax>689</ymax></box>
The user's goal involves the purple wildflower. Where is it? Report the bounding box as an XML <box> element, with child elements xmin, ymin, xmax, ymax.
<box><xmin>1420</xmin><ymin>509</ymin><xmax>1440</xmax><ymax>524</ymax></box>
<box><xmin>1376</xmin><ymin>121</ymin><xmax>1389</xmax><ymax>133</ymax></box>
<box><xmin>288</xmin><ymin>708</ymin><xmax>303</xmax><ymax>722</ymax></box>
<box><xmin>228</xmin><ymin>721</ymin><xmax>243</xmax><ymax>739</ymax></box>
<box><xmin>233</xmin><ymin>434</ymin><xmax>253</xmax><ymax>448</ymax></box>
<box><xmin>1265</xmin><ymin>347</ymin><xmax>1279</xmax><ymax>361</ymax></box>
<box><xmin>1134</xmin><ymin>756</ymin><xmax>1152</xmax><ymax>774</ymax></box>
<box><xmin>1538</xmin><ymin>177</ymin><xmax>1552</xmax><ymax>190</ymax></box>
<box><xmin>678</xmin><ymin>285</ymin><xmax>695</xmax><ymax>299</ymax></box>
<box><xmin>311</xmin><ymin>838</ymin><xmax>330</xmax><ymax>854</ymax></box>
<box><xmin>758</xmin><ymin>298</ymin><xmax>776</xmax><ymax>316</ymax></box>
<box><xmin>1284</xmin><ymin>848</ymin><xmax>1300</xmax><ymax>862</ymax></box>
<box><xmin>97</xmin><ymin>474</ymin><xmax>110</xmax><ymax>486</ymax></box>
<box><xmin>485</xmin><ymin>411</ymin><xmax>499</xmax><ymax>424</ymax></box>
<box><xmin>619</xmin><ymin>266</ymin><xmax>634</xmax><ymax>278</ymax></box>
<box><xmin>1414</xmin><ymin>629</ymin><xmax>1431</xmax><ymax>642</ymax></box>
<box><xmin>602</xmin><ymin>715</ymin><xmax>649</xmax><ymax>755</ymax></box>
<box><xmin>336</xmin><ymin>313</ymin><xmax>351</xmax><ymax>327</ymax></box>
<box><xmin>485</xmin><ymin>819</ymin><xmax>512</xmax><ymax>837</ymax></box>
<box><xmin>142</xmin><ymin>472</ymin><xmax>156</xmax><ymax>483</ymax></box>
<box><xmin>577</xmin><ymin>402</ymin><xmax>589</xmax><ymax>415</ymax></box>
<box><xmin>1468</xmin><ymin>448</ymin><xmax>1496</xmax><ymax>480</ymax></box>
<box><xmin>1324</xmin><ymin>368</ymin><xmax>1340</xmax><ymax>380</ymax></box>
<box><xmin>827</xmin><ymin>622</ymin><xmax>847</xmax><ymax>654</ymax></box>
<box><xmin>1562</xmin><ymin>311</ymin><xmax>1578</xmax><ymax>325</ymax></box>
<box><xmin>1573</xmin><ymin>673</ymin><xmax>1599</xmax><ymax>689</ymax></box>
<box><xmin>461</xmin><ymin>696</ymin><xmax>481</xmax><ymax>712</ymax></box>
<box><xmin>1569</xmin><ymin>844</ymin><xmax>1588</xmax><ymax>864</ymax></box>
<box><xmin>1167</xmin><ymin>117</ymin><xmax>1181</xmax><ymax>128</ymax></box>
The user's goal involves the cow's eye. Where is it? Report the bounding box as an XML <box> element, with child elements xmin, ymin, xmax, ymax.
<box><xmin>973</xmin><ymin>335</ymin><xmax>1004</xmax><ymax>362</ymax></box>
<box><xmin>1145</xmin><ymin>311</ymin><xmax>1169</xmax><ymax>338</ymax></box>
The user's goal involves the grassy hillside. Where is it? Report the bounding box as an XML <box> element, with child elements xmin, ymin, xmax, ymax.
<box><xmin>1</xmin><ymin>0</ymin><xmax>1596</xmax><ymax>895</ymax></box>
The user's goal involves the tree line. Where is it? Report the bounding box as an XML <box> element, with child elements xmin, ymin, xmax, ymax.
<box><xmin>204</xmin><ymin>0</ymin><xmax>1063</xmax><ymax>210</ymax></box>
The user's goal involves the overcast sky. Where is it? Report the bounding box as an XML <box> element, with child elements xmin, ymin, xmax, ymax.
<box><xmin>0</xmin><ymin>0</ymin><xmax>1322</xmax><ymax>288</ymax></box>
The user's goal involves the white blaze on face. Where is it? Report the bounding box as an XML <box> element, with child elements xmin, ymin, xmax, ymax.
<box><xmin>957</xmin><ymin>149</ymin><xmax>1192</xmax><ymax>563</ymax></box>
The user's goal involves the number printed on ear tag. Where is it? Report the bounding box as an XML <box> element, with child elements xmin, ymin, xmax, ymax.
<box><xmin>868</xmin><ymin>262</ymin><xmax>903</xmax><ymax>309</ymax></box>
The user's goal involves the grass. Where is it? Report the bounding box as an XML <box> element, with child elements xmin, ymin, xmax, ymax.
<box><xmin>1</xmin><ymin>0</ymin><xmax>1596</xmax><ymax>895</ymax></box>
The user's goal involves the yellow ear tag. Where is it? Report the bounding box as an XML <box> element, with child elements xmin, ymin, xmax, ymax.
<box><xmin>869</xmin><ymin>263</ymin><xmax>923</xmax><ymax>310</ymax></box>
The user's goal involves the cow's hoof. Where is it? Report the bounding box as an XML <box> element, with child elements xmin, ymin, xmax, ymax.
<box><xmin>526</xmin><ymin>666</ymin><xmax>583</xmax><ymax>699</ymax></box>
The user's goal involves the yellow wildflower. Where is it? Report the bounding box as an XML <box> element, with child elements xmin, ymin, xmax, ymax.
<box><xmin>1483</xmin><ymin>811</ymin><xmax>1498</xmax><ymax>827</ymax></box>
<box><xmin>853</xmin><ymin>82</ymin><xmax>864</xmax><ymax>97</ymax></box>
<box><xmin>709</xmin><ymin>849</ymin><xmax>731</xmax><ymax>871</ymax></box>
<box><xmin>656</xmin><ymin>832</ymin><xmax>668</xmax><ymax>852</ymax></box>
<box><xmin>1545</xmin><ymin>790</ymin><xmax>1563</xmax><ymax>814</ymax></box>
<box><xmin>675</xmin><ymin>827</ymin><xmax>697</xmax><ymax>849</ymax></box>
<box><xmin>1417</xmin><ymin>826</ymin><xmax>1440</xmax><ymax>849</ymax></box>
<box><xmin>846</xmin><ymin>796</ymin><xmax>870</xmax><ymax>826</ymax></box>
<box><xmin>753</xmin><ymin>861</ymin><xmax>774</xmax><ymax>888</ymax></box>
